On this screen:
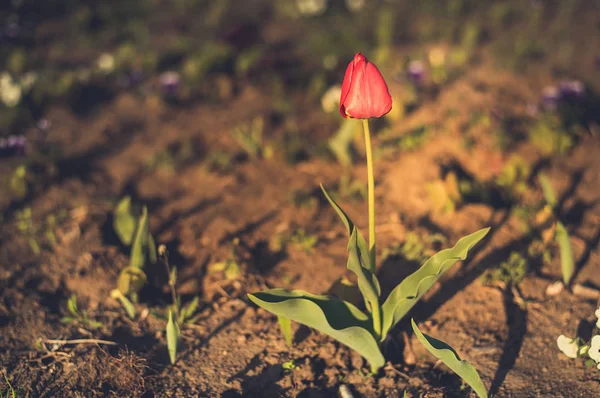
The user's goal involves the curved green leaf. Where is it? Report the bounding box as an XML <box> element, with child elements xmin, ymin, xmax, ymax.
<box><xmin>167</xmin><ymin>309</ymin><xmax>180</xmax><ymax>364</ymax></box>
<box><xmin>411</xmin><ymin>319</ymin><xmax>488</xmax><ymax>398</ymax></box>
<box><xmin>321</xmin><ymin>185</ymin><xmax>380</xmax><ymax>302</ymax></box>
<box><xmin>320</xmin><ymin>184</ymin><xmax>354</xmax><ymax>236</ymax></box>
<box><xmin>278</xmin><ymin>315</ymin><xmax>293</xmax><ymax>346</ymax></box>
<box><xmin>381</xmin><ymin>228</ymin><xmax>489</xmax><ymax>339</ymax></box>
<box><xmin>556</xmin><ymin>221</ymin><xmax>574</xmax><ymax>286</ymax></box>
<box><xmin>113</xmin><ymin>196</ymin><xmax>136</xmax><ymax>245</ymax></box>
<box><xmin>248</xmin><ymin>289</ymin><xmax>385</xmax><ymax>371</ymax></box>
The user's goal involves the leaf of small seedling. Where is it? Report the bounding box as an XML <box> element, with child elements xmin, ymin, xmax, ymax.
<box><xmin>381</xmin><ymin>228</ymin><xmax>489</xmax><ymax>340</ymax></box>
<box><xmin>113</xmin><ymin>196</ymin><xmax>137</xmax><ymax>245</ymax></box>
<box><xmin>117</xmin><ymin>267</ymin><xmax>148</xmax><ymax>296</ymax></box>
<box><xmin>248</xmin><ymin>289</ymin><xmax>385</xmax><ymax>372</ymax></box>
<box><xmin>167</xmin><ymin>309</ymin><xmax>180</xmax><ymax>365</ymax></box>
<box><xmin>130</xmin><ymin>206</ymin><xmax>150</xmax><ymax>269</ymax></box>
<box><xmin>411</xmin><ymin>319</ymin><xmax>488</xmax><ymax>398</ymax></box>
<box><xmin>556</xmin><ymin>221</ymin><xmax>574</xmax><ymax>286</ymax></box>
<box><xmin>538</xmin><ymin>173</ymin><xmax>558</xmax><ymax>209</ymax></box>
<box><xmin>180</xmin><ymin>297</ymin><xmax>199</xmax><ymax>324</ymax></box>
<box><xmin>278</xmin><ymin>315</ymin><xmax>293</xmax><ymax>346</ymax></box>
<box><xmin>111</xmin><ymin>289</ymin><xmax>136</xmax><ymax>319</ymax></box>
<box><xmin>67</xmin><ymin>294</ymin><xmax>79</xmax><ymax>316</ymax></box>
<box><xmin>281</xmin><ymin>359</ymin><xmax>296</xmax><ymax>371</ymax></box>
<box><xmin>60</xmin><ymin>316</ymin><xmax>77</xmax><ymax>324</ymax></box>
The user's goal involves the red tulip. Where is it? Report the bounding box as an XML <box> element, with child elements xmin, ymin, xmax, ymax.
<box><xmin>339</xmin><ymin>53</ymin><xmax>392</xmax><ymax>119</ymax></box>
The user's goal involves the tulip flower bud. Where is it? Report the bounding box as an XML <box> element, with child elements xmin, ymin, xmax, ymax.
<box><xmin>339</xmin><ymin>53</ymin><xmax>392</xmax><ymax>119</ymax></box>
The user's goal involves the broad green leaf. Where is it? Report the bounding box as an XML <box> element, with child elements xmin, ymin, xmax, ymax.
<box><xmin>130</xmin><ymin>206</ymin><xmax>149</xmax><ymax>269</ymax></box>
<box><xmin>556</xmin><ymin>221</ymin><xmax>574</xmax><ymax>286</ymax></box>
<box><xmin>538</xmin><ymin>173</ymin><xmax>557</xmax><ymax>209</ymax></box>
<box><xmin>381</xmin><ymin>228</ymin><xmax>489</xmax><ymax>339</ymax></box>
<box><xmin>248</xmin><ymin>289</ymin><xmax>385</xmax><ymax>371</ymax></box>
<box><xmin>278</xmin><ymin>315</ymin><xmax>293</xmax><ymax>346</ymax></box>
<box><xmin>113</xmin><ymin>196</ymin><xmax>137</xmax><ymax>245</ymax></box>
<box><xmin>167</xmin><ymin>309</ymin><xmax>180</xmax><ymax>364</ymax></box>
<box><xmin>411</xmin><ymin>319</ymin><xmax>488</xmax><ymax>398</ymax></box>
<box><xmin>117</xmin><ymin>266</ymin><xmax>147</xmax><ymax>295</ymax></box>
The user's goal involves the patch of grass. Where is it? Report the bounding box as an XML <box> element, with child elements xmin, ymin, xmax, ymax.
<box><xmin>481</xmin><ymin>251</ymin><xmax>527</xmax><ymax>286</ymax></box>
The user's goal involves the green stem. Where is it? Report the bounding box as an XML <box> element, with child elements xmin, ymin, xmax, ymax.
<box><xmin>362</xmin><ymin>119</ymin><xmax>376</xmax><ymax>273</ymax></box>
<box><xmin>362</xmin><ymin>119</ymin><xmax>381</xmax><ymax>340</ymax></box>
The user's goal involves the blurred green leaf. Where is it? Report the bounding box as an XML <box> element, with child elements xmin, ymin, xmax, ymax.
<box><xmin>180</xmin><ymin>297</ymin><xmax>199</xmax><ymax>324</ymax></box>
<box><xmin>117</xmin><ymin>266</ymin><xmax>147</xmax><ymax>296</ymax></box>
<box><xmin>556</xmin><ymin>221</ymin><xmax>574</xmax><ymax>286</ymax></box>
<box><xmin>381</xmin><ymin>228</ymin><xmax>489</xmax><ymax>340</ymax></box>
<box><xmin>328</xmin><ymin>119</ymin><xmax>358</xmax><ymax>168</ymax></box>
<box><xmin>411</xmin><ymin>319</ymin><xmax>488</xmax><ymax>398</ymax></box>
<box><xmin>67</xmin><ymin>294</ymin><xmax>79</xmax><ymax>316</ymax></box>
<box><xmin>113</xmin><ymin>196</ymin><xmax>136</xmax><ymax>246</ymax></box>
<box><xmin>167</xmin><ymin>309</ymin><xmax>180</xmax><ymax>365</ymax></box>
<box><xmin>278</xmin><ymin>315</ymin><xmax>293</xmax><ymax>346</ymax></box>
<box><xmin>130</xmin><ymin>206</ymin><xmax>149</xmax><ymax>268</ymax></box>
<box><xmin>538</xmin><ymin>173</ymin><xmax>558</xmax><ymax>209</ymax></box>
<box><xmin>248</xmin><ymin>289</ymin><xmax>384</xmax><ymax>372</ymax></box>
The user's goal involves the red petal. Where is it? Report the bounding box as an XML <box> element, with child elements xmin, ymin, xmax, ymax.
<box><xmin>339</xmin><ymin>59</ymin><xmax>355</xmax><ymax>118</ymax></box>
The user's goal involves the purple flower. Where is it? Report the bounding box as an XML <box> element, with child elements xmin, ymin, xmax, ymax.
<box><xmin>159</xmin><ymin>71</ymin><xmax>180</xmax><ymax>96</ymax></box>
<box><xmin>407</xmin><ymin>60</ymin><xmax>426</xmax><ymax>87</ymax></box>
<box><xmin>541</xmin><ymin>86</ymin><xmax>559</xmax><ymax>111</ymax></box>
<box><xmin>0</xmin><ymin>135</ymin><xmax>26</xmax><ymax>157</ymax></box>
<box><xmin>558</xmin><ymin>80</ymin><xmax>585</xmax><ymax>101</ymax></box>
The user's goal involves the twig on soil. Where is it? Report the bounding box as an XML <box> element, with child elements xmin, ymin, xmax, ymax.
<box><xmin>384</xmin><ymin>363</ymin><xmax>410</xmax><ymax>380</ymax></box>
<box><xmin>43</xmin><ymin>338</ymin><xmax>117</xmax><ymax>346</ymax></box>
<box><xmin>572</xmin><ymin>283</ymin><xmax>600</xmax><ymax>300</ymax></box>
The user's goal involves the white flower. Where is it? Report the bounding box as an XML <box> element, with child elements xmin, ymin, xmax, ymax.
<box><xmin>321</xmin><ymin>84</ymin><xmax>342</xmax><ymax>114</ymax></box>
<box><xmin>0</xmin><ymin>72</ymin><xmax>22</xmax><ymax>107</ymax></box>
<box><xmin>97</xmin><ymin>53</ymin><xmax>115</xmax><ymax>73</ymax></box>
<box><xmin>595</xmin><ymin>307</ymin><xmax>600</xmax><ymax>329</ymax></box>
<box><xmin>296</xmin><ymin>0</ymin><xmax>327</xmax><ymax>16</ymax></box>
<box><xmin>345</xmin><ymin>0</ymin><xmax>366</xmax><ymax>12</ymax></box>
<box><xmin>589</xmin><ymin>335</ymin><xmax>600</xmax><ymax>363</ymax></box>
<box><xmin>557</xmin><ymin>335</ymin><xmax>579</xmax><ymax>359</ymax></box>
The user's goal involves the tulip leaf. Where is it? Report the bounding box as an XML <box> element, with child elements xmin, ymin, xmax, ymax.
<box><xmin>321</xmin><ymin>185</ymin><xmax>381</xmax><ymax>305</ymax></box>
<box><xmin>556</xmin><ymin>221</ymin><xmax>574</xmax><ymax>286</ymax></box>
<box><xmin>411</xmin><ymin>319</ymin><xmax>488</xmax><ymax>398</ymax></box>
<box><xmin>113</xmin><ymin>196</ymin><xmax>136</xmax><ymax>246</ymax></box>
<box><xmin>278</xmin><ymin>315</ymin><xmax>293</xmax><ymax>346</ymax></box>
<box><xmin>167</xmin><ymin>309</ymin><xmax>180</xmax><ymax>364</ymax></box>
<box><xmin>320</xmin><ymin>184</ymin><xmax>355</xmax><ymax>236</ymax></box>
<box><xmin>129</xmin><ymin>206</ymin><xmax>157</xmax><ymax>269</ymax></box>
<box><xmin>381</xmin><ymin>228</ymin><xmax>489</xmax><ymax>339</ymax></box>
<box><xmin>248</xmin><ymin>289</ymin><xmax>385</xmax><ymax>371</ymax></box>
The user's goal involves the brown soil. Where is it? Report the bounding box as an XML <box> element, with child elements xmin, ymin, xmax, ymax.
<box><xmin>2</xmin><ymin>5</ymin><xmax>600</xmax><ymax>398</ymax></box>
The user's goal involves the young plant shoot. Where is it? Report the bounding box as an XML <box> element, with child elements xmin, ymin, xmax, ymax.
<box><xmin>249</xmin><ymin>53</ymin><xmax>489</xmax><ymax>396</ymax></box>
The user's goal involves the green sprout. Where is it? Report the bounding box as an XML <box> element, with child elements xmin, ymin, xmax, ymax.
<box><xmin>110</xmin><ymin>197</ymin><xmax>157</xmax><ymax>318</ymax></box>
<box><xmin>61</xmin><ymin>294</ymin><xmax>103</xmax><ymax>330</ymax></box>
<box><xmin>208</xmin><ymin>239</ymin><xmax>242</xmax><ymax>281</ymax></box>
<box><xmin>231</xmin><ymin>116</ymin><xmax>273</xmax><ymax>160</ymax></box>
<box><xmin>538</xmin><ymin>173</ymin><xmax>574</xmax><ymax>286</ymax></box>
